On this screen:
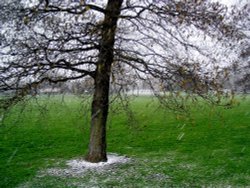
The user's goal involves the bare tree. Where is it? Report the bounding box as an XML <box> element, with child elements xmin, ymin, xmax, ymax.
<box><xmin>220</xmin><ymin>2</ymin><xmax>250</xmax><ymax>93</ymax></box>
<box><xmin>0</xmin><ymin>0</ymin><xmax>247</xmax><ymax>162</ymax></box>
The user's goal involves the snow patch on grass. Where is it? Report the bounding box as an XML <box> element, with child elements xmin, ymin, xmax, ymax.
<box><xmin>68</xmin><ymin>153</ymin><xmax>129</xmax><ymax>169</ymax></box>
<box><xmin>44</xmin><ymin>153</ymin><xmax>130</xmax><ymax>177</ymax></box>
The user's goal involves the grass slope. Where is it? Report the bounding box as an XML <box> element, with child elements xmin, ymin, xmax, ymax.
<box><xmin>0</xmin><ymin>95</ymin><xmax>249</xmax><ymax>187</ymax></box>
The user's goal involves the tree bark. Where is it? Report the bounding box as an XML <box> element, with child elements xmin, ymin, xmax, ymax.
<box><xmin>85</xmin><ymin>0</ymin><xmax>123</xmax><ymax>163</ymax></box>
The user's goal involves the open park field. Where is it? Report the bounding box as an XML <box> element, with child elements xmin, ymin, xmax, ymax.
<box><xmin>0</xmin><ymin>95</ymin><xmax>249</xmax><ymax>187</ymax></box>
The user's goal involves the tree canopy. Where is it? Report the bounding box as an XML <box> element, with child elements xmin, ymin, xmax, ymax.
<box><xmin>0</xmin><ymin>0</ymin><xmax>248</xmax><ymax>162</ymax></box>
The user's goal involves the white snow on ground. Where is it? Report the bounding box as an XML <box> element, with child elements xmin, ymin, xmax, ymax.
<box><xmin>44</xmin><ymin>153</ymin><xmax>130</xmax><ymax>177</ymax></box>
<box><xmin>67</xmin><ymin>153</ymin><xmax>130</xmax><ymax>169</ymax></box>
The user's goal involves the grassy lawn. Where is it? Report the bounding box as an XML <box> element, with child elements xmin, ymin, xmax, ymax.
<box><xmin>0</xmin><ymin>95</ymin><xmax>249</xmax><ymax>187</ymax></box>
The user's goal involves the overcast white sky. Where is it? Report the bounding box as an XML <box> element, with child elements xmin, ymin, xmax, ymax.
<box><xmin>213</xmin><ymin>0</ymin><xmax>248</xmax><ymax>6</ymax></box>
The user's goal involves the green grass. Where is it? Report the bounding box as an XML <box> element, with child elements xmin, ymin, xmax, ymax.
<box><xmin>0</xmin><ymin>95</ymin><xmax>249</xmax><ymax>187</ymax></box>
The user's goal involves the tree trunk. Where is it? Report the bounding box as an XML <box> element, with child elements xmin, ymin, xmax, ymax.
<box><xmin>85</xmin><ymin>0</ymin><xmax>123</xmax><ymax>163</ymax></box>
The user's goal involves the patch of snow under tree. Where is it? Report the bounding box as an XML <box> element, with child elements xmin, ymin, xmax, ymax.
<box><xmin>44</xmin><ymin>153</ymin><xmax>130</xmax><ymax>177</ymax></box>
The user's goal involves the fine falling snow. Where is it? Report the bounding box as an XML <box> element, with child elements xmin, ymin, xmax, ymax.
<box><xmin>0</xmin><ymin>114</ymin><xmax>3</xmax><ymax>122</ymax></box>
<box><xmin>177</xmin><ymin>132</ymin><xmax>185</xmax><ymax>140</ymax></box>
